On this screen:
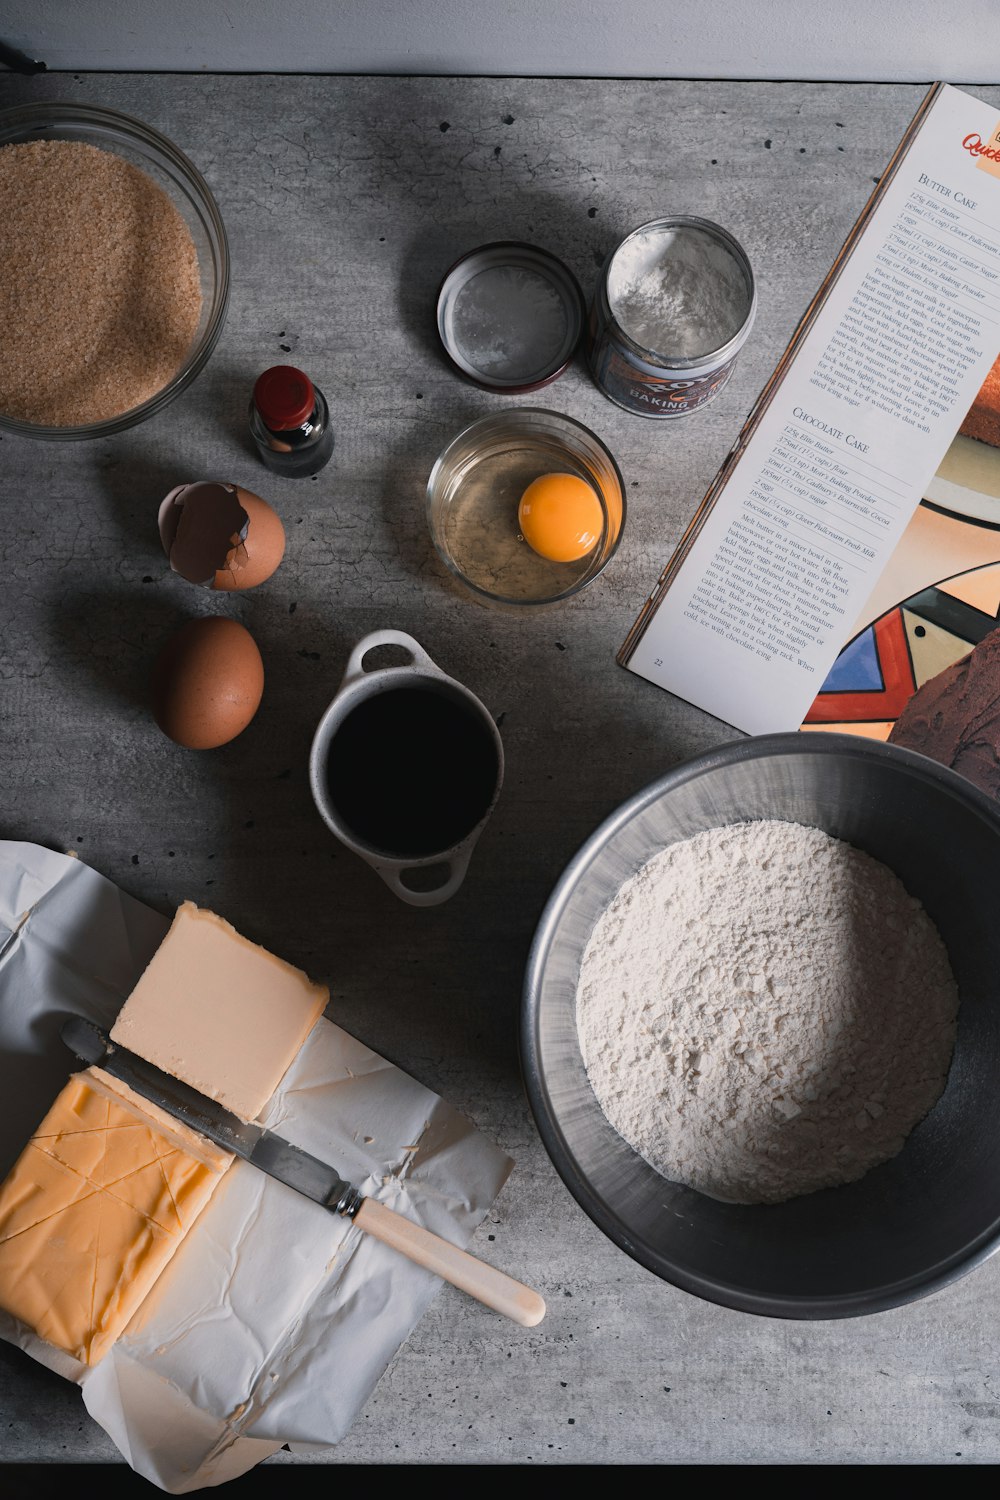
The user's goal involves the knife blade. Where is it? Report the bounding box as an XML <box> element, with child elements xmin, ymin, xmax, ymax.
<box><xmin>60</xmin><ymin>1016</ymin><xmax>544</xmax><ymax>1327</ymax></box>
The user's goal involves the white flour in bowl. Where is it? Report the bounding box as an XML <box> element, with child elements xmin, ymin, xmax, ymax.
<box><xmin>575</xmin><ymin>820</ymin><xmax>959</xmax><ymax>1204</ymax></box>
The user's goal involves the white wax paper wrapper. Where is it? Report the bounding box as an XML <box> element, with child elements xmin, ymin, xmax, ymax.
<box><xmin>0</xmin><ymin>842</ymin><xmax>513</xmax><ymax>1490</ymax></box>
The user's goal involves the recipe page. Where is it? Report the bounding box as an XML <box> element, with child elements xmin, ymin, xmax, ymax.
<box><xmin>627</xmin><ymin>84</ymin><xmax>1000</xmax><ymax>734</ymax></box>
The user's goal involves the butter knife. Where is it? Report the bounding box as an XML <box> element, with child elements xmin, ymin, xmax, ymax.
<box><xmin>61</xmin><ymin>1016</ymin><xmax>545</xmax><ymax>1328</ymax></box>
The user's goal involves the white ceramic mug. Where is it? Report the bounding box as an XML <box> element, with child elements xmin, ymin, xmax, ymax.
<box><xmin>309</xmin><ymin>629</ymin><xmax>504</xmax><ymax>907</ymax></box>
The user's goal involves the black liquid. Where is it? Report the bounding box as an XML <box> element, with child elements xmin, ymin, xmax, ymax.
<box><xmin>325</xmin><ymin>687</ymin><xmax>500</xmax><ymax>858</ymax></box>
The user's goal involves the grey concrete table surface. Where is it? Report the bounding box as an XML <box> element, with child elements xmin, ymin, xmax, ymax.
<box><xmin>0</xmin><ymin>71</ymin><xmax>997</xmax><ymax>1472</ymax></box>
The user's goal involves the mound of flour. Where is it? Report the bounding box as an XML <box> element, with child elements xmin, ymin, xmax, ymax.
<box><xmin>576</xmin><ymin>821</ymin><xmax>959</xmax><ymax>1205</ymax></box>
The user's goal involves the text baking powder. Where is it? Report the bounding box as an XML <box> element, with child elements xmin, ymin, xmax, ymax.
<box><xmin>576</xmin><ymin>820</ymin><xmax>958</xmax><ymax>1204</ymax></box>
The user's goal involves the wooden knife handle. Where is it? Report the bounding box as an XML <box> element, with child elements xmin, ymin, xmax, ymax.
<box><xmin>354</xmin><ymin>1196</ymin><xmax>545</xmax><ymax>1327</ymax></box>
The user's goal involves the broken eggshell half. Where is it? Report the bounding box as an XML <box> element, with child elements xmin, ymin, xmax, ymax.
<box><xmin>158</xmin><ymin>482</ymin><xmax>286</xmax><ymax>591</ymax></box>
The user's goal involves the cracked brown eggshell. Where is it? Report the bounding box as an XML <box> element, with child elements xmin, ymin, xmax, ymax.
<box><xmin>151</xmin><ymin>617</ymin><xmax>264</xmax><ymax>749</ymax></box>
<box><xmin>158</xmin><ymin>482</ymin><xmax>285</xmax><ymax>591</ymax></box>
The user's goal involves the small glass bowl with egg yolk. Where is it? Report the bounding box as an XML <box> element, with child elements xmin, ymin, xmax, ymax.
<box><xmin>426</xmin><ymin>409</ymin><xmax>626</xmax><ymax>607</ymax></box>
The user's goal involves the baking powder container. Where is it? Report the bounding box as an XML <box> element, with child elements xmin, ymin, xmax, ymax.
<box><xmin>588</xmin><ymin>215</ymin><xmax>756</xmax><ymax>419</ymax></box>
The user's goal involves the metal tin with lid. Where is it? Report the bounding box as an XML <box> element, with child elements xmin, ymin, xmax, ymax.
<box><xmin>587</xmin><ymin>216</ymin><xmax>757</xmax><ymax>419</ymax></box>
<box><xmin>436</xmin><ymin>242</ymin><xmax>586</xmax><ymax>394</ymax></box>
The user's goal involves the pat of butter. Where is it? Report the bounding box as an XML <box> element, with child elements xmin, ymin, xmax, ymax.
<box><xmin>111</xmin><ymin>901</ymin><xmax>329</xmax><ymax>1122</ymax></box>
<box><xmin>0</xmin><ymin>1068</ymin><xmax>230</xmax><ymax>1365</ymax></box>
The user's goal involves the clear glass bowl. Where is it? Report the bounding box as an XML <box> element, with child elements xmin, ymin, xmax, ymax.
<box><xmin>426</xmin><ymin>408</ymin><xmax>626</xmax><ymax>607</ymax></box>
<box><xmin>0</xmin><ymin>101</ymin><xmax>229</xmax><ymax>441</ymax></box>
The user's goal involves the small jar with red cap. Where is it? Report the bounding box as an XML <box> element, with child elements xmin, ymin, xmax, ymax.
<box><xmin>249</xmin><ymin>365</ymin><xmax>334</xmax><ymax>478</ymax></box>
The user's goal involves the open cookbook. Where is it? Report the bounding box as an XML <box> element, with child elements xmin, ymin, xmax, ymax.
<box><xmin>621</xmin><ymin>82</ymin><xmax>1000</xmax><ymax>791</ymax></box>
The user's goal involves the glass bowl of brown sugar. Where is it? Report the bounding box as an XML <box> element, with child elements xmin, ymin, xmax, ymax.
<box><xmin>0</xmin><ymin>101</ymin><xmax>229</xmax><ymax>440</ymax></box>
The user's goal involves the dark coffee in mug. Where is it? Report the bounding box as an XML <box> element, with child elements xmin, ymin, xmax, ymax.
<box><xmin>323</xmin><ymin>686</ymin><xmax>500</xmax><ymax>859</ymax></box>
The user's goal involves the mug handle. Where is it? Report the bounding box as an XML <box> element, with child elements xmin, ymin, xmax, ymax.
<box><xmin>373</xmin><ymin>840</ymin><xmax>477</xmax><ymax>908</ymax></box>
<box><xmin>340</xmin><ymin>629</ymin><xmax>441</xmax><ymax>688</ymax></box>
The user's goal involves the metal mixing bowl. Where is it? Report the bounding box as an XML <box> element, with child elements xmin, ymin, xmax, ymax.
<box><xmin>521</xmin><ymin>733</ymin><xmax>1000</xmax><ymax>1318</ymax></box>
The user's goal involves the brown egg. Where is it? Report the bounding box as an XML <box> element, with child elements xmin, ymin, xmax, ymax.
<box><xmin>151</xmin><ymin>617</ymin><xmax>264</xmax><ymax>749</ymax></box>
<box><xmin>158</xmin><ymin>482</ymin><xmax>286</xmax><ymax>591</ymax></box>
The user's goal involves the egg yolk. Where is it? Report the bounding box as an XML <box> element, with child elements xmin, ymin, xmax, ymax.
<box><xmin>517</xmin><ymin>473</ymin><xmax>603</xmax><ymax>563</ymax></box>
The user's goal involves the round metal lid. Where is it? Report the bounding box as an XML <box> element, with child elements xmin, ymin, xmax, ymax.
<box><xmin>436</xmin><ymin>242</ymin><xmax>585</xmax><ymax>393</ymax></box>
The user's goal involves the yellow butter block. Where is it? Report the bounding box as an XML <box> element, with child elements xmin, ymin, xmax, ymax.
<box><xmin>0</xmin><ymin>1067</ymin><xmax>230</xmax><ymax>1365</ymax></box>
<box><xmin>112</xmin><ymin>901</ymin><xmax>329</xmax><ymax>1121</ymax></box>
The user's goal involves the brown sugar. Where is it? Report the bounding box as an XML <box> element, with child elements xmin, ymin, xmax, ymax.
<box><xmin>0</xmin><ymin>139</ymin><xmax>203</xmax><ymax>426</ymax></box>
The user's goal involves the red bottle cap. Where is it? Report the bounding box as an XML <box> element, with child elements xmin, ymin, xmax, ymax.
<box><xmin>253</xmin><ymin>365</ymin><xmax>316</xmax><ymax>431</ymax></box>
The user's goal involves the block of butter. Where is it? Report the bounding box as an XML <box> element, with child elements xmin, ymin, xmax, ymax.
<box><xmin>112</xmin><ymin>901</ymin><xmax>329</xmax><ymax>1121</ymax></box>
<box><xmin>0</xmin><ymin>1067</ymin><xmax>230</xmax><ymax>1365</ymax></box>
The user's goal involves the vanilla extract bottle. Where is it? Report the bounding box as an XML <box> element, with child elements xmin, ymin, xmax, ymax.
<box><xmin>249</xmin><ymin>364</ymin><xmax>335</xmax><ymax>478</ymax></box>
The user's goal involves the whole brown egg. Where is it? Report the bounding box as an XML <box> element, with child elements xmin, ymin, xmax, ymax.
<box><xmin>151</xmin><ymin>617</ymin><xmax>264</xmax><ymax>749</ymax></box>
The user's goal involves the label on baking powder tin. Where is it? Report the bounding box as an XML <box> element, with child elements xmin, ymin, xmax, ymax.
<box><xmin>588</xmin><ymin>333</ymin><xmax>737</xmax><ymax>417</ymax></box>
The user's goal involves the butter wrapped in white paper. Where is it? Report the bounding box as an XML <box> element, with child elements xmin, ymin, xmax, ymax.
<box><xmin>0</xmin><ymin>843</ymin><xmax>513</xmax><ymax>1492</ymax></box>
